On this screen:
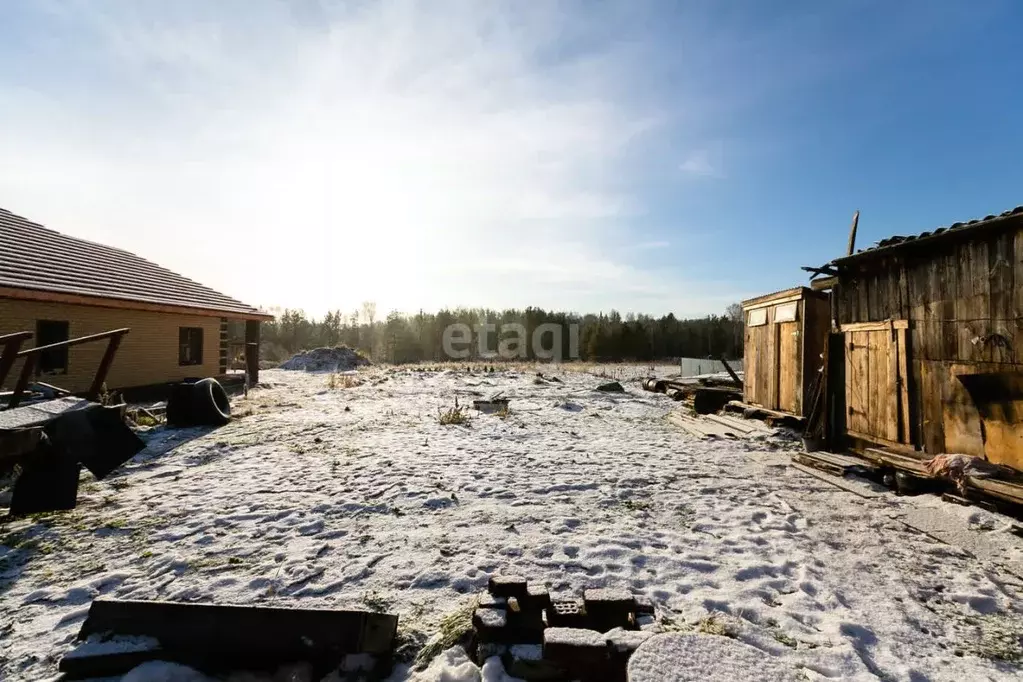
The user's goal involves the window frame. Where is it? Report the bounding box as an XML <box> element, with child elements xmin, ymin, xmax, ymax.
<box><xmin>746</xmin><ymin>308</ymin><xmax>768</xmax><ymax>327</ymax></box>
<box><xmin>35</xmin><ymin>319</ymin><xmax>70</xmax><ymax>375</ymax></box>
<box><xmin>179</xmin><ymin>327</ymin><xmax>204</xmax><ymax>366</ymax></box>
<box><xmin>773</xmin><ymin>301</ymin><xmax>799</xmax><ymax>323</ymax></box>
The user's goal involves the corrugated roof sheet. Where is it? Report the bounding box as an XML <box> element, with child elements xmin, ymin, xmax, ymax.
<box><xmin>835</xmin><ymin>205</ymin><xmax>1023</xmax><ymax>263</ymax></box>
<box><xmin>0</xmin><ymin>207</ymin><xmax>269</xmax><ymax>318</ymax></box>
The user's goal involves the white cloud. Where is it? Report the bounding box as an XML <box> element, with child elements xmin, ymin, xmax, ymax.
<box><xmin>679</xmin><ymin>146</ymin><xmax>724</xmax><ymax>178</ymax></box>
<box><xmin>0</xmin><ymin>1</ymin><xmax>743</xmax><ymax>317</ymax></box>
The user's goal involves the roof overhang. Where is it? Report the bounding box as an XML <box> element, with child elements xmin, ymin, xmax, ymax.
<box><xmin>0</xmin><ymin>285</ymin><xmax>274</xmax><ymax>321</ymax></box>
<box><xmin>741</xmin><ymin>286</ymin><xmax>826</xmax><ymax>309</ymax></box>
<box><xmin>832</xmin><ymin>208</ymin><xmax>1023</xmax><ymax>267</ymax></box>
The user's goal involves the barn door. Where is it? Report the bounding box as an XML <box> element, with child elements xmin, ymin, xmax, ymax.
<box><xmin>844</xmin><ymin>321</ymin><xmax>911</xmax><ymax>445</ymax></box>
<box><xmin>777</xmin><ymin>320</ymin><xmax>800</xmax><ymax>414</ymax></box>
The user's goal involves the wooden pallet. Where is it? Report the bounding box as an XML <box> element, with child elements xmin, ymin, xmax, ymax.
<box><xmin>860</xmin><ymin>447</ymin><xmax>934</xmax><ymax>479</ymax></box>
<box><xmin>667</xmin><ymin>412</ymin><xmax>778</xmax><ymax>440</ymax></box>
<box><xmin>792</xmin><ymin>450</ymin><xmax>877</xmax><ymax>477</ymax></box>
<box><xmin>723</xmin><ymin>400</ymin><xmax>806</xmax><ymax>429</ymax></box>
<box><xmin>965</xmin><ymin>476</ymin><xmax>1023</xmax><ymax>506</ymax></box>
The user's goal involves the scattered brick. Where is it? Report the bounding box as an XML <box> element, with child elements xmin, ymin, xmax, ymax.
<box><xmin>478</xmin><ymin>593</ymin><xmax>507</xmax><ymax>609</ymax></box>
<box><xmin>583</xmin><ymin>588</ymin><xmax>636</xmax><ymax>631</ymax></box>
<box><xmin>526</xmin><ymin>583</ymin><xmax>552</xmax><ymax>610</ymax></box>
<box><xmin>634</xmin><ymin>595</ymin><xmax>656</xmax><ymax>616</ymax></box>
<box><xmin>473</xmin><ymin>607</ymin><xmax>508</xmax><ymax>643</ymax></box>
<box><xmin>503</xmin><ymin>643</ymin><xmax>566</xmax><ymax>681</ymax></box>
<box><xmin>488</xmin><ymin>575</ymin><xmax>529</xmax><ymax>599</ymax></box>
<box><xmin>546</xmin><ymin>599</ymin><xmax>590</xmax><ymax>629</ymax></box>
<box><xmin>543</xmin><ymin>627</ymin><xmax>609</xmax><ymax>680</ymax></box>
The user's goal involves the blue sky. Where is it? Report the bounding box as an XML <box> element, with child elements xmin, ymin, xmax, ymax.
<box><xmin>1</xmin><ymin>1</ymin><xmax>1021</xmax><ymax>318</ymax></box>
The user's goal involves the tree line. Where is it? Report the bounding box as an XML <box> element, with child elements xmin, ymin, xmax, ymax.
<box><xmin>256</xmin><ymin>302</ymin><xmax>744</xmax><ymax>365</ymax></box>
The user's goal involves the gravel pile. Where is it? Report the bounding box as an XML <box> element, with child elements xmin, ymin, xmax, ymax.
<box><xmin>278</xmin><ymin>346</ymin><xmax>371</xmax><ymax>372</ymax></box>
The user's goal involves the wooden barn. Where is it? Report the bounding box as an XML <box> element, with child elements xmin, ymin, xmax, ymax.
<box><xmin>741</xmin><ymin>287</ymin><xmax>830</xmax><ymax>419</ymax></box>
<box><xmin>817</xmin><ymin>204</ymin><xmax>1023</xmax><ymax>472</ymax></box>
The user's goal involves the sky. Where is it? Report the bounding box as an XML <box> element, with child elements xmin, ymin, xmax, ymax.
<box><xmin>2</xmin><ymin>1</ymin><xmax>1022</xmax><ymax>320</ymax></box>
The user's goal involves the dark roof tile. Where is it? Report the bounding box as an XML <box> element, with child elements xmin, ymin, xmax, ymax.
<box><xmin>834</xmin><ymin>204</ymin><xmax>1023</xmax><ymax>263</ymax></box>
<box><xmin>0</xmin><ymin>207</ymin><xmax>268</xmax><ymax>318</ymax></box>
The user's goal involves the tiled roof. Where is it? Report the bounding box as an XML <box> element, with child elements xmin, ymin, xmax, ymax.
<box><xmin>834</xmin><ymin>205</ymin><xmax>1023</xmax><ymax>263</ymax></box>
<box><xmin>0</xmin><ymin>207</ymin><xmax>270</xmax><ymax>318</ymax></box>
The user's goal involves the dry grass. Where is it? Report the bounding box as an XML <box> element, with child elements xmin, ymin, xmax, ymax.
<box><xmin>696</xmin><ymin>613</ymin><xmax>739</xmax><ymax>638</ymax></box>
<box><xmin>411</xmin><ymin>597</ymin><xmax>478</xmax><ymax>670</ymax></box>
<box><xmin>438</xmin><ymin>399</ymin><xmax>470</xmax><ymax>426</ymax></box>
<box><xmin>327</xmin><ymin>373</ymin><xmax>362</xmax><ymax>389</ymax></box>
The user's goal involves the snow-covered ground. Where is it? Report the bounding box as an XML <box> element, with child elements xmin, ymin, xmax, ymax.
<box><xmin>2</xmin><ymin>366</ymin><xmax>1022</xmax><ymax>681</ymax></box>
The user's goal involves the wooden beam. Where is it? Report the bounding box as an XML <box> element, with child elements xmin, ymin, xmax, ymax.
<box><xmin>245</xmin><ymin>321</ymin><xmax>261</xmax><ymax>386</ymax></box>
<box><xmin>741</xmin><ymin>287</ymin><xmax>807</xmax><ymax>309</ymax></box>
<box><xmin>15</xmin><ymin>328</ymin><xmax>131</xmax><ymax>358</ymax></box>
<box><xmin>846</xmin><ymin>210</ymin><xmax>860</xmax><ymax>256</ymax></box>
<box><xmin>743</xmin><ymin>293</ymin><xmax>803</xmax><ymax>311</ymax></box>
<box><xmin>897</xmin><ymin>327</ymin><xmax>911</xmax><ymax>445</ymax></box>
<box><xmin>0</xmin><ymin>331</ymin><xmax>33</xmax><ymax>391</ymax></box>
<box><xmin>801</xmin><ymin>266</ymin><xmax>838</xmax><ymax>279</ymax></box>
<box><xmin>89</xmin><ymin>334</ymin><xmax>126</xmax><ymax>400</ymax></box>
<box><xmin>0</xmin><ymin>286</ymin><xmax>273</xmax><ymax>322</ymax></box>
<box><xmin>811</xmin><ymin>276</ymin><xmax>838</xmax><ymax>292</ymax></box>
<box><xmin>8</xmin><ymin>354</ymin><xmax>36</xmax><ymax>409</ymax></box>
<box><xmin>840</xmin><ymin>320</ymin><xmax>909</xmax><ymax>332</ymax></box>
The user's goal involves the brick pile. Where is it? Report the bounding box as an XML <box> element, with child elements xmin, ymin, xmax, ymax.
<box><xmin>472</xmin><ymin>576</ymin><xmax>657</xmax><ymax>681</ymax></box>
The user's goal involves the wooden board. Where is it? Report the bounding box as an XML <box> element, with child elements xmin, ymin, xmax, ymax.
<box><xmin>943</xmin><ymin>363</ymin><xmax>986</xmax><ymax>456</ymax></box>
<box><xmin>956</xmin><ymin>370</ymin><xmax>1023</xmax><ymax>470</ymax></box>
<box><xmin>844</xmin><ymin>323</ymin><xmax>909</xmax><ymax>445</ymax></box>
<box><xmin>790</xmin><ymin>462</ymin><xmax>883</xmax><ymax>499</ymax></box>
<box><xmin>965</xmin><ymin>475</ymin><xmax>1023</xmax><ymax>506</ymax></box>
<box><xmin>861</xmin><ymin>447</ymin><xmax>933</xmax><ymax>478</ymax></box>
<box><xmin>897</xmin><ymin>327</ymin><xmax>911</xmax><ymax>444</ymax></box>
<box><xmin>778</xmin><ymin>320</ymin><xmax>800</xmax><ymax>414</ymax></box>
<box><xmin>846</xmin><ymin>331</ymin><xmax>870</xmax><ymax>436</ymax></box>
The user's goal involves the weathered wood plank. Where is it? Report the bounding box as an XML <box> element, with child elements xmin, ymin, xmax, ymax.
<box><xmin>897</xmin><ymin>327</ymin><xmax>912</xmax><ymax>444</ymax></box>
<box><xmin>778</xmin><ymin>321</ymin><xmax>800</xmax><ymax>414</ymax></box>
<box><xmin>920</xmin><ymin>360</ymin><xmax>945</xmax><ymax>454</ymax></box>
<box><xmin>885</xmin><ymin>324</ymin><xmax>899</xmax><ymax>443</ymax></box>
<box><xmin>840</xmin><ymin>320</ymin><xmax>909</xmax><ymax>332</ymax></box>
<box><xmin>941</xmin><ymin>250</ymin><xmax>959</xmax><ymax>360</ymax></box>
<box><xmin>943</xmin><ymin>362</ymin><xmax>985</xmax><ymax>456</ymax></box>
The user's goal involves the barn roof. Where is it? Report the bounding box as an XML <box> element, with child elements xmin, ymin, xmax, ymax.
<box><xmin>833</xmin><ymin>205</ymin><xmax>1023</xmax><ymax>265</ymax></box>
<box><xmin>0</xmin><ymin>206</ymin><xmax>271</xmax><ymax>320</ymax></box>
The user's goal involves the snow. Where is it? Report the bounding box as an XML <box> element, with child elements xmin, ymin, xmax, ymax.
<box><xmin>60</xmin><ymin>634</ymin><xmax>160</xmax><ymax>659</ymax></box>
<box><xmin>1</xmin><ymin>366</ymin><xmax>1022</xmax><ymax>680</ymax></box>
<box><xmin>627</xmin><ymin>633</ymin><xmax>794</xmax><ymax>681</ymax></box>
<box><xmin>121</xmin><ymin>661</ymin><xmax>210</xmax><ymax>682</ymax></box>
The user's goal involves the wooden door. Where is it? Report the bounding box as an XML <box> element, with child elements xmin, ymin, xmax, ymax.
<box><xmin>744</xmin><ymin>323</ymin><xmax>769</xmax><ymax>406</ymax></box>
<box><xmin>777</xmin><ymin>321</ymin><xmax>800</xmax><ymax>414</ymax></box>
<box><xmin>844</xmin><ymin>321</ymin><xmax>911</xmax><ymax>445</ymax></box>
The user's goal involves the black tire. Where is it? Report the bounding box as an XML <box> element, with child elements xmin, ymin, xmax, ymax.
<box><xmin>190</xmin><ymin>378</ymin><xmax>231</xmax><ymax>426</ymax></box>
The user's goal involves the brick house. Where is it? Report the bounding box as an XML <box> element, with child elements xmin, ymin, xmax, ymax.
<box><xmin>0</xmin><ymin>206</ymin><xmax>272</xmax><ymax>394</ymax></box>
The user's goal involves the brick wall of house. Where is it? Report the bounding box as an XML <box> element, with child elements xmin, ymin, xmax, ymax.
<box><xmin>0</xmin><ymin>297</ymin><xmax>223</xmax><ymax>393</ymax></box>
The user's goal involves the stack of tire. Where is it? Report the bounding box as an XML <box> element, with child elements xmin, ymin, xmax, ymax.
<box><xmin>166</xmin><ymin>377</ymin><xmax>231</xmax><ymax>427</ymax></box>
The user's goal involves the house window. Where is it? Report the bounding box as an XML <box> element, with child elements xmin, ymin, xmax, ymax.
<box><xmin>179</xmin><ymin>327</ymin><xmax>204</xmax><ymax>366</ymax></box>
<box><xmin>747</xmin><ymin>308</ymin><xmax>768</xmax><ymax>327</ymax></box>
<box><xmin>36</xmin><ymin>320</ymin><xmax>70</xmax><ymax>375</ymax></box>
<box><xmin>774</xmin><ymin>302</ymin><xmax>799</xmax><ymax>323</ymax></box>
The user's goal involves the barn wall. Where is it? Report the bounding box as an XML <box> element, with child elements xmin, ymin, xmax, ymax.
<box><xmin>834</xmin><ymin>222</ymin><xmax>1023</xmax><ymax>461</ymax></box>
<box><xmin>0</xmin><ymin>297</ymin><xmax>224</xmax><ymax>393</ymax></box>
<box><xmin>742</xmin><ymin>288</ymin><xmax>830</xmax><ymax>417</ymax></box>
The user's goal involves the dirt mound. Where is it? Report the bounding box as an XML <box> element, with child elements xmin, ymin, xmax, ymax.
<box><xmin>279</xmin><ymin>346</ymin><xmax>371</xmax><ymax>372</ymax></box>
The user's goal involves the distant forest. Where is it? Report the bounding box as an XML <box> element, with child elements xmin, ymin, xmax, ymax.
<box><xmin>256</xmin><ymin>303</ymin><xmax>745</xmax><ymax>364</ymax></box>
